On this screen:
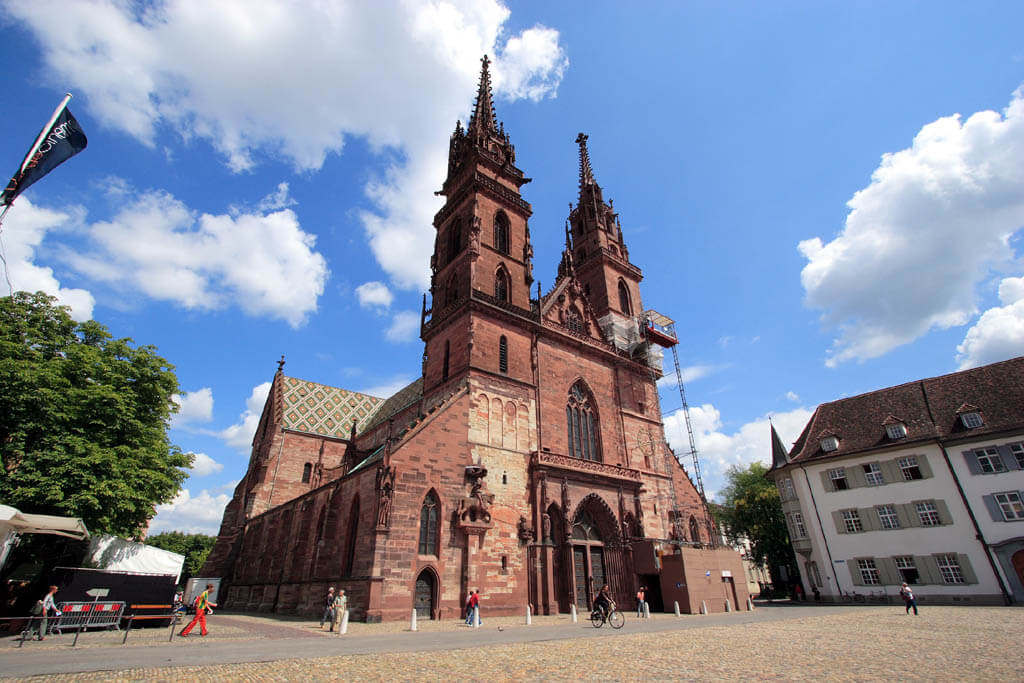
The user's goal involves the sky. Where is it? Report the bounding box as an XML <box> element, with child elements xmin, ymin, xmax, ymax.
<box><xmin>2</xmin><ymin>1</ymin><xmax>1023</xmax><ymax>535</ymax></box>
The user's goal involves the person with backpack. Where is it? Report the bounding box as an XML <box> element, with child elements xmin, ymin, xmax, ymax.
<box><xmin>179</xmin><ymin>583</ymin><xmax>217</xmax><ymax>637</ymax></box>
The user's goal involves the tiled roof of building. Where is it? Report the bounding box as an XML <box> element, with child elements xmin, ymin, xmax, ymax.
<box><xmin>360</xmin><ymin>378</ymin><xmax>424</xmax><ymax>434</ymax></box>
<box><xmin>280</xmin><ymin>375</ymin><xmax>385</xmax><ymax>438</ymax></box>
<box><xmin>783</xmin><ymin>356</ymin><xmax>1024</xmax><ymax>467</ymax></box>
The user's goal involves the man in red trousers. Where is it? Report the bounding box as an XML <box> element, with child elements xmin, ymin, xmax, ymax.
<box><xmin>179</xmin><ymin>583</ymin><xmax>217</xmax><ymax>637</ymax></box>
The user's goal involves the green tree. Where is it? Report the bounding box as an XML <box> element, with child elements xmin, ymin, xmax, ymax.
<box><xmin>145</xmin><ymin>531</ymin><xmax>216</xmax><ymax>584</ymax></box>
<box><xmin>0</xmin><ymin>291</ymin><xmax>191</xmax><ymax>537</ymax></box>
<box><xmin>714</xmin><ymin>462</ymin><xmax>797</xmax><ymax>589</ymax></box>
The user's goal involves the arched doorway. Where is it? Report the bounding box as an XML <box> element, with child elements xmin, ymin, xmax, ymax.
<box><xmin>414</xmin><ymin>569</ymin><xmax>436</xmax><ymax>619</ymax></box>
<box><xmin>571</xmin><ymin>509</ymin><xmax>605</xmax><ymax>610</ymax></box>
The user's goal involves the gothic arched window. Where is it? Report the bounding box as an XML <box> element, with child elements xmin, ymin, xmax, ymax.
<box><xmin>495</xmin><ymin>267</ymin><xmax>510</xmax><ymax>302</ymax></box>
<box><xmin>419</xmin><ymin>491</ymin><xmax>440</xmax><ymax>555</ymax></box>
<box><xmin>566</xmin><ymin>381</ymin><xmax>600</xmax><ymax>461</ymax></box>
<box><xmin>499</xmin><ymin>335</ymin><xmax>508</xmax><ymax>373</ymax></box>
<box><xmin>448</xmin><ymin>219</ymin><xmax>462</xmax><ymax>264</ymax></box>
<box><xmin>442</xmin><ymin>340</ymin><xmax>450</xmax><ymax>381</ymax></box>
<box><xmin>689</xmin><ymin>515</ymin><xmax>701</xmax><ymax>544</ymax></box>
<box><xmin>494</xmin><ymin>211</ymin><xmax>510</xmax><ymax>255</ymax></box>
<box><xmin>302</xmin><ymin>462</ymin><xmax>312</xmax><ymax>484</ymax></box>
<box><xmin>565</xmin><ymin>306</ymin><xmax>584</xmax><ymax>334</ymax></box>
<box><xmin>618</xmin><ymin>280</ymin><xmax>632</xmax><ymax>316</ymax></box>
<box><xmin>343</xmin><ymin>497</ymin><xmax>360</xmax><ymax>576</ymax></box>
<box><xmin>446</xmin><ymin>273</ymin><xmax>459</xmax><ymax>306</ymax></box>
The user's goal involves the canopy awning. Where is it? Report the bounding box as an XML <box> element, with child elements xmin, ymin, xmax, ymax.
<box><xmin>0</xmin><ymin>504</ymin><xmax>89</xmax><ymax>540</ymax></box>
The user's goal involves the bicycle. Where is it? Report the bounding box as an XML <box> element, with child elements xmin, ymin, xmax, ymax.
<box><xmin>590</xmin><ymin>602</ymin><xmax>624</xmax><ymax>629</ymax></box>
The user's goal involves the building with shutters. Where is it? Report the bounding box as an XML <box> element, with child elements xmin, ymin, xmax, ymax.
<box><xmin>767</xmin><ymin>355</ymin><xmax>1024</xmax><ymax>605</ymax></box>
<box><xmin>199</xmin><ymin>57</ymin><xmax>747</xmax><ymax>622</ymax></box>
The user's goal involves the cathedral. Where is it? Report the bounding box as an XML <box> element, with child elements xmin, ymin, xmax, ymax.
<box><xmin>201</xmin><ymin>57</ymin><xmax>748</xmax><ymax>621</ymax></box>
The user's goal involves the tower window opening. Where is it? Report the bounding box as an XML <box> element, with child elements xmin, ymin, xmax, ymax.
<box><xmin>302</xmin><ymin>462</ymin><xmax>312</xmax><ymax>483</ymax></box>
<box><xmin>499</xmin><ymin>336</ymin><xmax>508</xmax><ymax>373</ymax></box>
<box><xmin>618</xmin><ymin>280</ymin><xmax>632</xmax><ymax>316</ymax></box>
<box><xmin>494</xmin><ymin>211</ymin><xmax>510</xmax><ymax>255</ymax></box>
<box><xmin>495</xmin><ymin>267</ymin><xmax>510</xmax><ymax>302</ymax></box>
<box><xmin>442</xmin><ymin>340</ymin><xmax>450</xmax><ymax>381</ymax></box>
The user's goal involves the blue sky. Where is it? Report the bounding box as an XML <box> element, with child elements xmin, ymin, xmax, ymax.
<box><xmin>2</xmin><ymin>1</ymin><xmax>1022</xmax><ymax>534</ymax></box>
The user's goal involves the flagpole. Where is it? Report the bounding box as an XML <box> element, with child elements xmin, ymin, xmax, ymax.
<box><xmin>19</xmin><ymin>93</ymin><xmax>73</xmax><ymax>176</ymax></box>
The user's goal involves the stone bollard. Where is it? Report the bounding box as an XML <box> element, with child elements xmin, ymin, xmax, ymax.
<box><xmin>339</xmin><ymin>609</ymin><xmax>350</xmax><ymax>635</ymax></box>
<box><xmin>700</xmin><ymin>600</ymin><xmax>707</xmax><ymax>615</ymax></box>
<box><xmin>526</xmin><ymin>605</ymin><xmax>532</xmax><ymax>625</ymax></box>
<box><xmin>411</xmin><ymin>608</ymin><xmax>418</xmax><ymax>632</ymax></box>
<box><xmin>643</xmin><ymin>602</ymin><xmax>650</xmax><ymax>619</ymax></box>
<box><xmin>571</xmin><ymin>604</ymin><xmax>578</xmax><ymax>623</ymax></box>
<box><xmin>725</xmin><ymin>599</ymin><xmax>732</xmax><ymax>612</ymax></box>
<box><xmin>473</xmin><ymin>606</ymin><xmax>481</xmax><ymax>628</ymax></box>
<box><xmin>747</xmin><ymin>598</ymin><xmax>754</xmax><ymax>611</ymax></box>
<box><xmin>674</xmin><ymin>601</ymin><xmax>681</xmax><ymax>617</ymax></box>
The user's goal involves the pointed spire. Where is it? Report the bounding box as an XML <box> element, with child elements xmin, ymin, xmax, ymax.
<box><xmin>575</xmin><ymin>132</ymin><xmax>596</xmax><ymax>191</ymax></box>
<box><xmin>770</xmin><ymin>422</ymin><xmax>790</xmax><ymax>469</ymax></box>
<box><xmin>468</xmin><ymin>55</ymin><xmax>498</xmax><ymax>137</ymax></box>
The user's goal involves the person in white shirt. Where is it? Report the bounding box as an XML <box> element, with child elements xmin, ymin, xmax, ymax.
<box><xmin>899</xmin><ymin>583</ymin><xmax>918</xmax><ymax>615</ymax></box>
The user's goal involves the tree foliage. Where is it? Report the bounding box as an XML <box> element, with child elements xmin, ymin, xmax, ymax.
<box><xmin>0</xmin><ymin>291</ymin><xmax>191</xmax><ymax>537</ymax></box>
<box><xmin>714</xmin><ymin>462</ymin><xmax>797</xmax><ymax>585</ymax></box>
<box><xmin>146</xmin><ymin>531</ymin><xmax>216</xmax><ymax>584</ymax></box>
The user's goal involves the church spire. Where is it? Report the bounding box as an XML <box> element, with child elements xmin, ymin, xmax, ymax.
<box><xmin>576</xmin><ymin>132</ymin><xmax>596</xmax><ymax>192</ymax></box>
<box><xmin>468</xmin><ymin>55</ymin><xmax>499</xmax><ymax>138</ymax></box>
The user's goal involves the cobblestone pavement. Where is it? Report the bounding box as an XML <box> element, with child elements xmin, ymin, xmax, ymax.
<box><xmin>3</xmin><ymin>606</ymin><xmax>1022</xmax><ymax>681</ymax></box>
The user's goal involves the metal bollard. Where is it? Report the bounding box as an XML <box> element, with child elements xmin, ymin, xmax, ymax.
<box><xmin>643</xmin><ymin>602</ymin><xmax>650</xmax><ymax>619</ymax></box>
<box><xmin>747</xmin><ymin>597</ymin><xmax>754</xmax><ymax>611</ymax></box>
<box><xmin>570</xmin><ymin>604</ymin><xmax>577</xmax><ymax>623</ymax></box>
<box><xmin>700</xmin><ymin>600</ymin><xmax>707</xmax><ymax>615</ymax></box>
<box><xmin>473</xmin><ymin>606</ymin><xmax>480</xmax><ymax>628</ymax></box>
<box><xmin>410</xmin><ymin>608</ymin><xmax>417</xmax><ymax>632</ymax></box>
<box><xmin>526</xmin><ymin>605</ymin><xmax>532</xmax><ymax>625</ymax></box>
<box><xmin>340</xmin><ymin>609</ymin><xmax>349</xmax><ymax>635</ymax></box>
<box><xmin>674</xmin><ymin>601</ymin><xmax>680</xmax><ymax>617</ymax></box>
<box><xmin>725</xmin><ymin>599</ymin><xmax>732</xmax><ymax>612</ymax></box>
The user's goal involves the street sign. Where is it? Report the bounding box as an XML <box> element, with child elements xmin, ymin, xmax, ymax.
<box><xmin>86</xmin><ymin>588</ymin><xmax>109</xmax><ymax>597</ymax></box>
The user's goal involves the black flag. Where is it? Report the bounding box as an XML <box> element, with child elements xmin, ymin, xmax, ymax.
<box><xmin>1</xmin><ymin>101</ymin><xmax>88</xmax><ymax>207</ymax></box>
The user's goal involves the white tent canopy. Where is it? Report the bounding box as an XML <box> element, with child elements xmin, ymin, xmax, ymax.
<box><xmin>1</xmin><ymin>504</ymin><xmax>90</xmax><ymax>574</ymax></box>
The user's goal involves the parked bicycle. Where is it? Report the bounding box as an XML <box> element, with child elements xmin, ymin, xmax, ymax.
<box><xmin>590</xmin><ymin>601</ymin><xmax>624</xmax><ymax>629</ymax></box>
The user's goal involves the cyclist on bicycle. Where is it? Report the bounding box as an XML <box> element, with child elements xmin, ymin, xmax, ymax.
<box><xmin>594</xmin><ymin>584</ymin><xmax>613</xmax><ymax>618</ymax></box>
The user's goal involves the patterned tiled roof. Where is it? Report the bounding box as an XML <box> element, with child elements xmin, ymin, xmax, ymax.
<box><xmin>281</xmin><ymin>376</ymin><xmax>385</xmax><ymax>438</ymax></box>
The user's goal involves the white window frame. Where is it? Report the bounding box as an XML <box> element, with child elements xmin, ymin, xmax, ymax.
<box><xmin>791</xmin><ymin>511</ymin><xmax>807</xmax><ymax>539</ymax></box>
<box><xmin>898</xmin><ymin>455</ymin><xmax>923</xmax><ymax>481</ymax></box>
<box><xmin>936</xmin><ymin>554</ymin><xmax>964</xmax><ymax>584</ymax></box>
<box><xmin>885</xmin><ymin>423</ymin><xmax>907</xmax><ymax>440</ymax></box>
<box><xmin>820</xmin><ymin>436</ymin><xmax>839</xmax><ymax>452</ymax></box>
<box><xmin>1010</xmin><ymin>443</ymin><xmax>1024</xmax><ymax>470</ymax></box>
<box><xmin>975</xmin><ymin>447</ymin><xmax>1005</xmax><ymax>474</ymax></box>
<box><xmin>857</xmin><ymin>558</ymin><xmax>880</xmax><ymax>585</ymax></box>
<box><xmin>877</xmin><ymin>504</ymin><xmax>900</xmax><ymax>529</ymax></box>
<box><xmin>960</xmin><ymin>412</ymin><xmax>983</xmax><ymax>429</ymax></box>
<box><xmin>863</xmin><ymin>462</ymin><xmax>885</xmax><ymax>486</ymax></box>
<box><xmin>994</xmin><ymin>491</ymin><xmax>1024</xmax><ymax>521</ymax></box>
<box><xmin>828</xmin><ymin>467</ymin><xmax>849</xmax><ymax>491</ymax></box>
<box><xmin>779</xmin><ymin>477</ymin><xmax>795</xmax><ymax>501</ymax></box>
<box><xmin>915</xmin><ymin>501</ymin><xmax>942</xmax><ymax>526</ymax></box>
<box><xmin>842</xmin><ymin>509</ymin><xmax>863</xmax><ymax>533</ymax></box>
<box><xmin>894</xmin><ymin>556</ymin><xmax>918</xmax><ymax>584</ymax></box>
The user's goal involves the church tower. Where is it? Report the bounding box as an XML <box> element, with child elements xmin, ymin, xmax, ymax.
<box><xmin>567</xmin><ymin>133</ymin><xmax>644</xmax><ymax>353</ymax></box>
<box><xmin>422</xmin><ymin>56</ymin><xmax>536</xmax><ymax>394</ymax></box>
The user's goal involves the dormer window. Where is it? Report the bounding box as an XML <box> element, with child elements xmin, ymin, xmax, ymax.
<box><xmin>885</xmin><ymin>423</ymin><xmax>907</xmax><ymax>440</ymax></box>
<box><xmin>820</xmin><ymin>435</ymin><xmax>839</xmax><ymax>452</ymax></box>
<box><xmin>960</xmin><ymin>411</ymin><xmax>983</xmax><ymax>429</ymax></box>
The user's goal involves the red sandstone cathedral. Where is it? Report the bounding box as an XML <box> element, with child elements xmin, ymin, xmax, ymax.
<box><xmin>202</xmin><ymin>57</ymin><xmax>747</xmax><ymax>621</ymax></box>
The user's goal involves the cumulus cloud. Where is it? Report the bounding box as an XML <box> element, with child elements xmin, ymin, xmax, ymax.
<box><xmin>663</xmin><ymin>405</ymin><xmax>813</xmax><ymax>501</ymax></box>
<box><xmin>0</xmin><ymin>197</ymin><xmax>95</xmax><ymax>319</ymax></box>
<box><xmin>657</xmin><ymin>364</ymin><xmax>719</xmax><ymax>391</ymax></box>
<box><xmin>60</xmin><ymin>186</ymin><xmax>328</xmax><ymax>326</ymax></box>
<box><xmin>785</xmin><ymin>391</ymin><xmax>800</xmax><ymax>402</ymax></box>
<box><xmin>385</xmin><ymin>310</ymin><xmax>420</xmax><ymax>342</ymax></box>
<box><xmin>356</xmin><ymin>281</ymin><xmax>394</xmax><ymax>310</ymax></box>
<box><xmin>6</xmin><ymin>0</ymin><xmax>568</xmax><ymax>292</ymax></box>
<box><xmin>956</xmin><ymin>276</ymin><xmax>1024</xmax><ymax>368</ymax></box>
<box><xmin>799</xmin><ymin>86</ymin><xmax>1024</xmax><ymax>366</ymax></box>
<box><xmin>256</xmin><ymin>182</ymin><xmax>297</xmax><ymax>213</ymax></box>
<box><xmin>150</xmin><ymin>487</ymin><xmax>231</xmax><ymax>535</ymax></box>
<box><xmin>188</xmin><ymin>452</ymin><xmax>223</xmax><ymax>477</ymax></box>
<box><xmin>171</xmin><ymin>387</ymin><xmax>214</xmax><ymax>426</ymax></box>
<box><xmin>219</xmin><ymin>382</ymin><xmax>271</xmax><ymax>453</ymax></box>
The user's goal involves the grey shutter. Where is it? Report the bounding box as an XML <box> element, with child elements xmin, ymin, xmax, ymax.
<box><xmin>847</xmin><ymin>466</ymin><xmax>867</xmax><ymax>489</ymax></box>
<box><xmin>893</xmin><ymin>503</ymin><xmax>913</xmax><ymax>529</ymax></box>
<box><xmin>849</xmin><ymin>561</ymin><xmax>864</xmax><ymax>586</ymax></box>
<box><xmin>880</xmin><ymin>460</ymin><xmax>901</xmax><ymax>484</ymax></box>
<box><xmin>962</xmin><ymin>450</ymin><xmax>982</xmax><ymax>475</ymax></box>
<box><xmin>982</xmin><ymin>494</ymin><xmax>1005</xmax><ymax>522</ymax></box>
<box><xmin>832</xmin><ymin>510</ymin><xmax>847</xmax><ymax>534</ymax></box>
<box><xmin>916</xmin><ymin>455</ymin><xmax>933</xmax><ymax>479</ymax></box>
<box><xmin>917</xmin><ymin>555</ymin><xmax>942</xmax><ymax>584</ymax></box>
<box><xmin>861</xmin><ymin>507</ymin><xmax>879</xmax><ymax>532</ymax></box>
<box><xmin>820</xmin><ymin>471</ymin><xmax>833</xmax><ymax>492</ymax></box>
<box><xmin>997</xmin><ymin>445</ymin><xmax>1019</xmax><ymax>471</ymax></box>
<box><xmin>876</xmin><ymin>557</ymin><xmax>900</xmax><ymax>586</ymax></box>
<box><xmin>957</xmin><ymin>554</ymin><xmax>978</xmax><ymax>584</ymax></box>
<box><xmin>899</xmin><ymin>503</ymin><xmax>921</xmax><ymax>528</ymax></box>
<box><xmin>933</xmin><ymin>499</ymin><xmax>953</xmax><ymax>525</ymax></box>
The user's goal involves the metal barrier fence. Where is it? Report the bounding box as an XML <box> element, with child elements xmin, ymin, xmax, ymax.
<box><xmin>53</xmin><ymin>601</ymin><xmax>125</xmax><ymax>633</ymax></box>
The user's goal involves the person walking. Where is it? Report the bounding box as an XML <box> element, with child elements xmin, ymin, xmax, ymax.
<box><xmin>465</xmin><ymin>589</ymin><xmax>481</xmax><ymax>626</ymax></box>
<box><xmin>636</xmin><ymin>586</ymin><xmax>647</xmax><ymax>618</ymax></box>
<box><xmin>33</xmin><ymin>585</ymin><xmax>61</xmax><ymax>640</ymax></box>
<box><xmin>179</xmin><ymin>583</ymin><xmax>217</xmax><ymax>637</ymax></box>
<box><xmin>899</xmin><ymin>583</ymin><xmax>918</xmax><ymax>615</ymax></box>
<box><xmin>319</xmin><ymin>587</ymin><xmax>336</xmax><ymax>629</ymax></box>
<box><xmin>330</xmin><ymin>589</ymin><xmax>347</xmax><ymax>632</ymax></box>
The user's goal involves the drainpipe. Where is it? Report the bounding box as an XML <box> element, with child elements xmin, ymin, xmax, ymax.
<box><xmin>936</xmin><ymin>440</ymin><xmax>1012</xmax><ymax>605</ymax></box>
<box><xmin>798</xmin><ymin>463</ymin><xmax>842</xmax><ymax>596</ymax></box>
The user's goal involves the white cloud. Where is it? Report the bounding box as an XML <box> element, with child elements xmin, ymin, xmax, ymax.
<box><xmin>219</xmin><ymin>382</ymin><xmax>271</xmax><ymax>453</ymax></box>
<box><xmin>785</xmin><ymin>391</ymin><xmax>800</xmax><ymax>402</ymax></box>
<box><xmin>171</xmin><ymin>387</ymin><xmax>214</xmax><ymax>426</ymax></box>
<box><xmin>385</xmin><ymin>310</ymin><xmax>420</xmax><ymax>342</ymax></box>
<box><xmin>956</xmin><ymin>276</ymin><xmax>1024</xmax><ymax>369</ymax></box>
<box><xmin>663</xmin><ymin>405</ymin><xmax>813</xmax><ymax>501</ymax></box>
<box><xmin>799</xmin><ymin>86</ymin><xmax>1024</xmax><ymax>366</ymax></box>
<box><xmin>0</xmin><ymin>197</ymin><xmax>95</xmax><ymax>319</ymax></box>
<box><xmin>7</xmin><ymin>0</ymin><xmax>567</xmax><ymax>293</ymax></box>
<box><xmin>61</xmin><ymin>187</ymin><xmax>328</xmax><ymax>327</ymax></box>
<box><xmin>356</xmin><ymin>281</ymin><xmax>394</xmax><ymax>310</ymax></box>
<box><xmin>657</xmin><ymin>364</ymin><xmax>718</xmax><ymax>391</ymax></box>
<box><xmin>150</xmin><ymin>487</ymin><xmax>231</xmax><ymax>535</ymax></box>
<box><xmin>188</xmin><ymin>452</ymin><xmax>223</xmax><ymax>477</ymax></box>
<box><xmin>256</xmin><ymin>182</ymin><xmax>297</xmax><ymax>213</ymax></box>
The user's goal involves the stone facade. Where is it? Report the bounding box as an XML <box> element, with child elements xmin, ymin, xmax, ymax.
<box><xmin>201</xmin><ymin>56</ymin><xmax>748</xmax><ymax>621</ymax></box>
